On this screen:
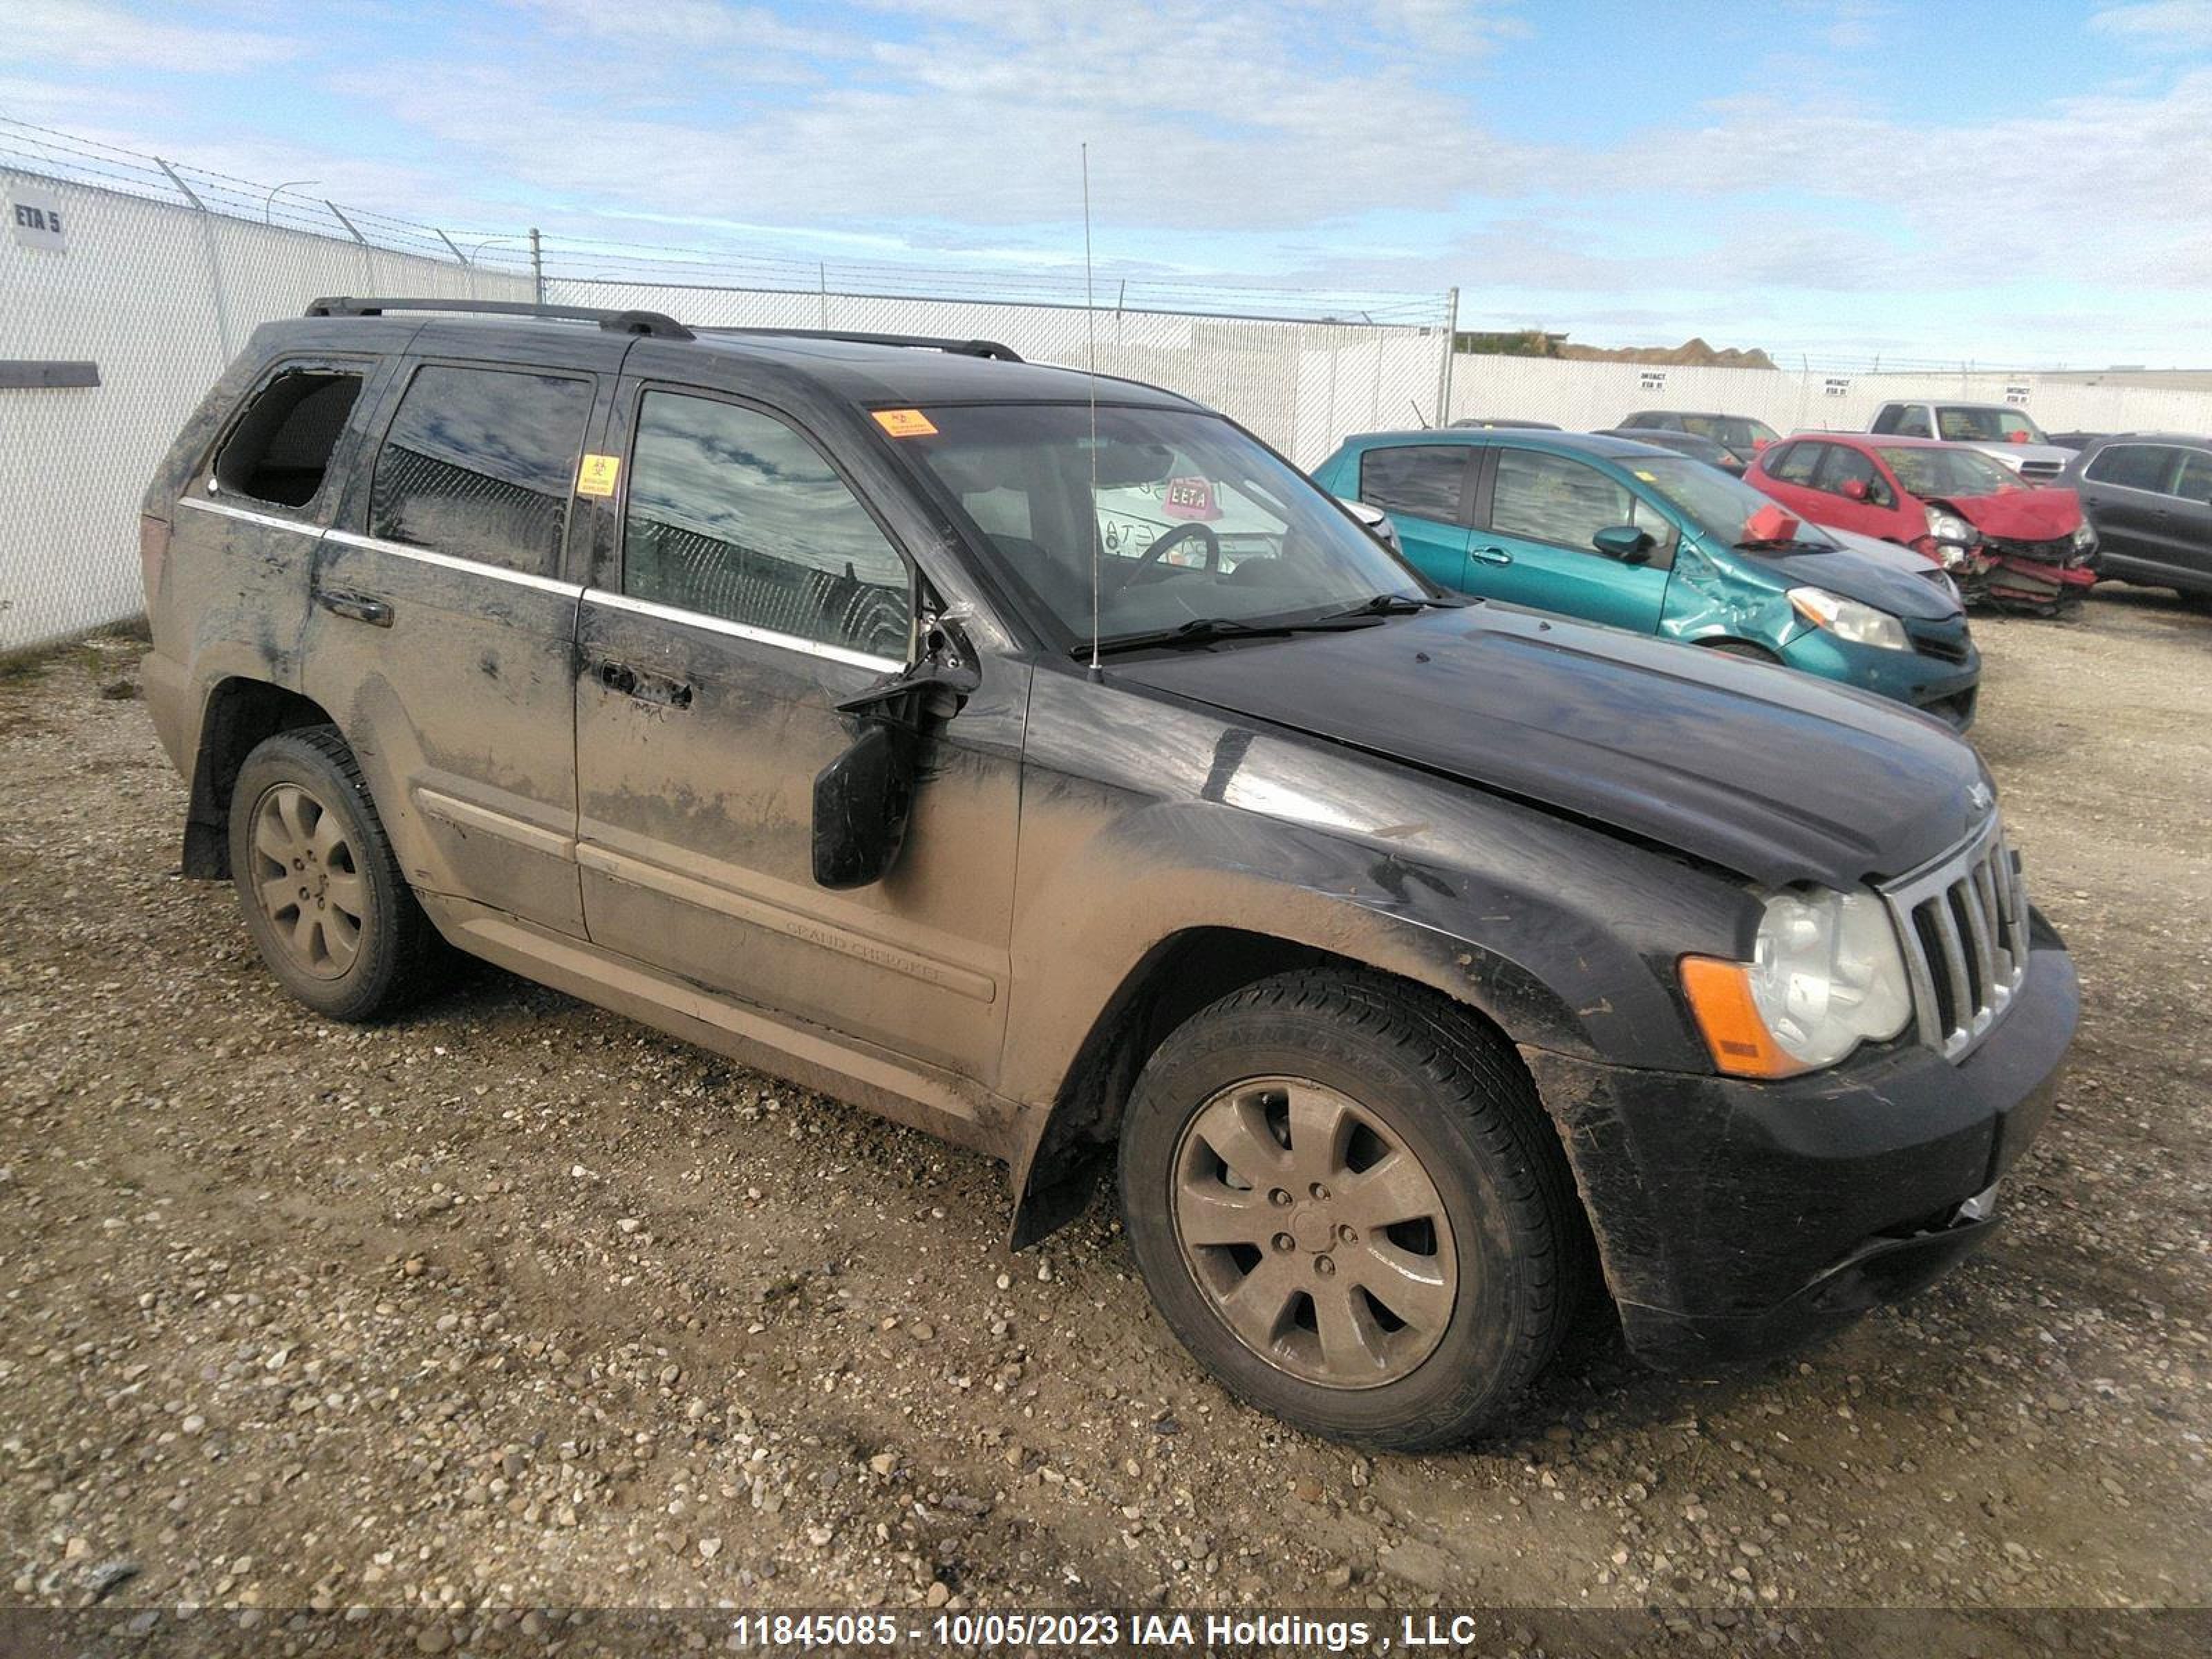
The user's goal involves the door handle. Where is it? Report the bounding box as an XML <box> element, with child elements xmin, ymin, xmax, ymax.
<box><xmin>315</xmin><ymin>589</ymin><xmax>392</xmax><ymax>627</ymax></box>
<box><xmin>1470</xmin><ymin>545</ymin><xmax>1514</xmax><ymax>566</ymax></box>
<box><xmin>596</xmin><ymin>659</ymin><xmax>693</xmax><ymax>710</ymax></box>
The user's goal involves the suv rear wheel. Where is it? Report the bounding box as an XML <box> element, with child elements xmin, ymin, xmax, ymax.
<box><xmin>1118</xmin><ymin>970</ymin><xmax>1586</xmax><ymax>1450</ymax></box>
<box><xmin>227</xmin><ymin>727</ymin><xmax>447</xmax><ymax>1021</ymax></box>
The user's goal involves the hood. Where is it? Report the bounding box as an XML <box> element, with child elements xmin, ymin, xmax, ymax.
<box><xmin>1736</xmin><ymin>534</ymin><xmax>1962</xmax><ymax>621</ymax></box>
<box><xmin>1110</xmin><ymin>604</ymin><xmax>1991</xmax><ymax>891</ymax></box>
<box><xmin>1942</xmin><ymin>486</ymin><xmax>2083</xmax><ymax>541</ymax></box>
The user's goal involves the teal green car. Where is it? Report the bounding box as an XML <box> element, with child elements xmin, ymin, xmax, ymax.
<box><xmin>1311</xmin><ymin>429</ymin><xmax>1983</xmax><ymax>729</ymax></box>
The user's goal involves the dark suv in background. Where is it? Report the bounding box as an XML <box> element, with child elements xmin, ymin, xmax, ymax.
<box><xmin>2059</xmin><ymin>433</ymin><xmax>2212</xmax><ymax>602</ymax></box>
<box><xmin>138</xmin><ymin>297</ymin><xmax>2076</xmax><ymax>1450</ymax></box>
<box><xmin>1617</xmin><ymin>409</ymin><xmax>1781</xmax><ymax>471</ymax></box>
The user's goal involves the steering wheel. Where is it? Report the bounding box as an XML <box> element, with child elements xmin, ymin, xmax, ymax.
<box><xmin>1112</xmin><ymin>521</ymin><xmax>1222</xmax><ymax>592</ymax></box>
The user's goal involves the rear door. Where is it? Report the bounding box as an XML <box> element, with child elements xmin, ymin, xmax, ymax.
<box><xmin>1352</xmin><ymin>443</ymin><xmax>1474</xmax><ymax>588</ymax></box>
<box><xmin>302</xmin><ymin>336</ymin><xmax>618</xmax><ymax>935</ymax></box>
<box><xmin>570</xmin><ymin>374</ymin><xmax>1020</xmax><ymax>1081</ymax></box>
<box><xmin>2079</xmin><ymin>442</ymin><xmax>2182</xmax><ymax>568</ymax></box>
<box><xmin>1750</xmin><ymin>438</ymin><xmax>1830</xmax><ymax>521</ymax></box>
<box><xmin>2167</xmin><ymin>448</ymin><xmax>2212</xmax><ymax>583</ymax></box>
<box><xmin>1470</xmin><ymin>445</ymin><xmax>1673</xmax><ymax>631</ymax></box>
<box><xmin>1806</xmin><ymin>443</ymin><xmax>1904</xmax><ymax>538</ymax></box>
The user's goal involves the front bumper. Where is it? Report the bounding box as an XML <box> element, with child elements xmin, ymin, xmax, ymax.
<box><xmin>1779</xmin><ymin>625</ymin><xmax>1982</xmax><ymax>731</ymax></box>
<box><xmin>1522</xmin><ymin>912</ymin><xmax>2077</xmax><ymax>1369</ymax></box>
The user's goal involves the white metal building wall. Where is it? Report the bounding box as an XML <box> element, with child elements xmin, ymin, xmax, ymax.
<box><xmin>0</xmin><ymin>169</ymin><xmax>529</xmax><ymax>653</ymax></box>
<box><xmin>546</xmin><ymin>279</ymin><xmax>1450</xmax><ymax>471</ymax></box>
<box><xmin>1445</xmin><ymin>353</ymin><xmax>2212</xmax><ymax>442</ymax></box>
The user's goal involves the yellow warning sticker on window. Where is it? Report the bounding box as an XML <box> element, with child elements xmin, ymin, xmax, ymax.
<box><xmin>1633</xmin><ymin>469</ymin><xmax>1658</xmax><ymax>482</ymax></box>
<box><xmin>872</xmin><ymin>408</ymin><xmax>939</xmax><ymax>438</ymax></box>
<box><xmin>577</xmin><ymin>453</ymin><xmax>621</xmax><ymax>498</ymax></box>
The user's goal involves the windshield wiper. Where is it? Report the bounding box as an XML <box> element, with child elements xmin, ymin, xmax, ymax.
<box><xmin>1083</xmin><ymin>612</ymin><xmax>1386</xmax><ymax>658</ymax></box>
<box><xmin>1319</xmin><ymin>592</ymin><xmax>1433</xmax><ymax>620</ymax></box>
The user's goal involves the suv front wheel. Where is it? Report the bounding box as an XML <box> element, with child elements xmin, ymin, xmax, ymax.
<box><xmin>227</xmin><ymin>726</ymin><xmax>447</xmax><ymax>1021</ymax></box>
<box><xmin>1118</xmin><ymin>971</ymin><xmax>1586</xmax><ymax>1450</ymax></box>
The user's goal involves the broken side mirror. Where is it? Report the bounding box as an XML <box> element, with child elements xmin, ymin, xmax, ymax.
<box><xmin>810</xmin><ymin>613</ymin><xmax>981</xmax><ymax>890</ymax></box>
<box><xmin>812</xmin><ymin>721</ymin><xmax>917</xmax><ymax>890</ymax></box>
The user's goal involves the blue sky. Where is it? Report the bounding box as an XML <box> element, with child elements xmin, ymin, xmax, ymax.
<box><xmin>6</xmin><ymin>0</ymin><xmax>2211</xmax><ymax>364</ymax></box>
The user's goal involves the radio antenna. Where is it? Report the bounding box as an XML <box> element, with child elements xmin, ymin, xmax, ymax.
<box><xmin>1083</xmin><ymin>141</ymin><xmax>1103</xmax><ymax>682</ymax></box>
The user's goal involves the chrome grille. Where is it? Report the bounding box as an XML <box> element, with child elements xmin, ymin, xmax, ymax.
<box><xmin>1882</xmin><ymin>816</ymin><xmax>2030</xmax><ymax>1062</ymax></box>
<box><xmin>2017</xmin><ymin>459</ymin><xmax>2063</xmax><ymax>482</ymax></box>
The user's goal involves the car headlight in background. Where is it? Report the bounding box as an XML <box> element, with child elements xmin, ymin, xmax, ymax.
<box><xmin>1924</xmin><ymin>505</ymin><xmax>1978</xmax><ymax>546</ymax></box>
<box><xmin>1680</xmin><ymin>887</ymin><xmax>1915</xmax><ymax>1078</ymax></box>
<box><xmin>1787</xmin><ymin>586</ymin><xmax>1911</xmax><ymax>651</ymax></box>
<box><xmin>2071</xmin><ymin>522</ymin><xmax>2096</xmax><ymax>552</ymax></box>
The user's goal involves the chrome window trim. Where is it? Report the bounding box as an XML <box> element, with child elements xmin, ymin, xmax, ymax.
<box><xmin>178</xmin><ymin>496</ymin><xmax>323</xmax><ymax>537</ymax></box>
<box><xmin>321</xmin><ymin>529</ymin><xmax>585</xmax><ymax>598</ymax></box>
<box><xmin>583</xmin><ymin>588</ymin><xmax>903</xmax><ymax>673</ymax></box>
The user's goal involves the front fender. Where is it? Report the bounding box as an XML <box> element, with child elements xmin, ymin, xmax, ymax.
<box><xmin>1000</xmin><ymin>673</ymin><xmax>1749</xmax><ymax>1113</ymax></box>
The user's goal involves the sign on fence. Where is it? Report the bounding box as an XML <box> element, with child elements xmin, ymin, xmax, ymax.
<box><xmin>8</xmin><ymin>187</ymin><xmax>67</xmax><ymax>251</ymax></box>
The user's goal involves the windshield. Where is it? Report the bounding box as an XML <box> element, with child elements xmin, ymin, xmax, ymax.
<box><xmin>1877</xmin><ymin>445</ymin><xmax>2021</xmax><ymax>498</ymax></box>
<box><xmin>1678</xmin><ymin>414</ymin><xmax>1781</xmax><ymax>454</ymax></box>
<box><xmin>894</xmin><ymin>404</ymin><xmax>1427</xmax><ymax>648</ymax></box>
<box><xmin>1935</xmin><ymin>406</ymin><xmax>2047</xmax><ymax>444</ymax></box>
<box><xmin>1624</xmin><ymin>455</ymin><xmax>1838</xmax><ymax>547</ymax></box>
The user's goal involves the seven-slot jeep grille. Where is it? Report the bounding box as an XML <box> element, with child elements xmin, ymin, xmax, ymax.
<box><xmin>1882</xmin><ymin>815</ymin><xmax>2031</xmax><ymax>1063</ymax></box>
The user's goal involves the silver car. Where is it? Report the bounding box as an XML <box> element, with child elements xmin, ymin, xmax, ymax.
<box><xmin>1868</xmin><ymin>400</ymin><xmax>2072</xmax><ymax>485</ymax></box>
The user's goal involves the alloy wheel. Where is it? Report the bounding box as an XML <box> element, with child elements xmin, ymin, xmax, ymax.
<box><xmin>1170</xmin><ymin>1076</ymin><xmax>1458</xmax><ymax>1389</ymax></box>
<box><xmin>247</xmin><ymin>781</ymin><xmax>365</xmax><ymax>980</ymax></box>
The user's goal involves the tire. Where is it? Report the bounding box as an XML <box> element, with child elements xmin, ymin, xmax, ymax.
<box><xmin>1118</xmin><ymin>970</ymin><xmax>1587</xmax><ymax>1451</ymax></box>
<box><xmin>1702</xmin><ymin>638</ymin><xmax>1779</xmax><ymax>663</ymax></box>
<box><xmin>227</xmin><ymin>725</ymin><xmax>447</xmax><ymax>1021</ymax></box>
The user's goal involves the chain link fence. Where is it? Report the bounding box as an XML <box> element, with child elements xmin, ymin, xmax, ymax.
<box><xmin>1</xmin><ymin>137</ymin><xmax>532</xmax><ymax>653</ymax></box>
<box><xmin>1</xmin><ymin>122</ymin><xmax>1452</xmax><ymax>654</ymax></box>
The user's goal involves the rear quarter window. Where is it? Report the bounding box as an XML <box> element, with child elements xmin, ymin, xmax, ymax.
<box><xmin>212</xmin><ymin>367</ymin><xmax>366</xmax><ymax>510</ymax></box>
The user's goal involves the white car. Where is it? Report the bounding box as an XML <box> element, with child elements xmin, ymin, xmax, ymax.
<box><xmin>1867</xmin><ymin>400</ymin><xmax>2072</xmax><ymax>485</ymax></box>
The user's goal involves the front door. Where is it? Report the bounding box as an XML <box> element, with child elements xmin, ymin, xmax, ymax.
<box><xmin>572</xmin><ymin>382</ymin><xmax>1022</xmax><ymax>1082</ymax></box>
<box><xmin>302</xmin><ymin>350</ymin><xmax>611</xmax><ymax>934</ymax></box>
<box><xmin>1472</xmin><ymin>446</ymin><xmax>1673</xmax><ymax>632</ymax></box>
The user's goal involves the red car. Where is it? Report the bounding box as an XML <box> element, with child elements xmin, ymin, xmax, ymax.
<box><xmin>1748</xmin><ymin>433</ymin><xmax>2097</xmax><ymax>613</ymax></box>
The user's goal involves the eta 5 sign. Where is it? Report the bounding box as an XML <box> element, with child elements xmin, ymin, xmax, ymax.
<box><xmin>9</xmin><ymin>189</ymin><xmax>68</xmax><ymax>251</ymax></box>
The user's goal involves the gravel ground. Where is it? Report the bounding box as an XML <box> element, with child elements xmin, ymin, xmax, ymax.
<box><xmin>1</xmin><ymin>592</ymin><xmax>2208</xmax><ymax>1632</ymax></box>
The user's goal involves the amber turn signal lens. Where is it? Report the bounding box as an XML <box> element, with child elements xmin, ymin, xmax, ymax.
<box><xmin>1679</xmin><ymin>956</ymin><xmax>1810</xmax><ymax>1080</ymax></box>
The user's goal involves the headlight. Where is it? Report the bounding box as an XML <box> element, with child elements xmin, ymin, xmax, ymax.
<box><xmin>1787</xmin><ymin>585</ymin><xmax>1911</xmax><ymax>651</ymax></box>
<box><xmin>1680</xmin><ymin>887</ymin><xmax>1914</xmax><ymax>1077</ymax></box>
<box><xmin>1924</xmin><ymin>505</ymin><xmax>1978</xmax><ymax>545</ymax></box>
<box><xmin>2071</xmin><ymin>522</ymin><xmax>2095</xmax><ymax>550</ymax></box>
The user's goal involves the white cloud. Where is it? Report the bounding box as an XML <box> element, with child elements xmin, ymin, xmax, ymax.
<box><xmin>8</xmin><ymin>0</ymin><xmax>298</xmax><ymax>73</ymax></box>
<box><xmin>2090</xmin><ymin>1</ymin><xmax>2212</xmax><ymax>50</ymax></box>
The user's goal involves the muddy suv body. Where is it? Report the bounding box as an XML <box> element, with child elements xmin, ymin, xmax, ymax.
<box><xmin>140</xmin><ymin>299</ymin><xmax>2079</xmax><ymax>1447</ymax></box>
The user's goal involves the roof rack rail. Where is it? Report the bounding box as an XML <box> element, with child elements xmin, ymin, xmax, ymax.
<box><xmin>305</xmin><ymin>297</ymin><xmax>694</xmax><ymax>341</ymax></box>
<box><xmin>700</xmin><ymin>326</ymin><xmax>1023</xmax><ymax>363</ymax></box>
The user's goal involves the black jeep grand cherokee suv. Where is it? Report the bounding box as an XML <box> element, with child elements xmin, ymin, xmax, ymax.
<box><xmin>139</xmin><ymin>298</ymin><xmax>2077</xmax><ymax>1448</ymax></box>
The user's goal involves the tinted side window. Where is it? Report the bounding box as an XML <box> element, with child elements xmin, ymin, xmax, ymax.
<box><xmin>214</xmin><ymin>368</ymin><xmax>364</xmax><ymax>509</ymax></box>
<box><xmin>1815</xmin><ymin>445</ymin><xmax>1878</xmax><ymax>496</ymax></box>
<box><xmin>2175</xmin><ymin>448</ymin><xmax>2212</xmax><ymax>500</ymax></box>
<box><xmin>1490</xmin><ymin>449</ymin><xmax>1635</xmax><ymax>551</ymax></box>
<box><xmin>1871</xmin><ymin>405</ymin><xmax>1903</xmax><ymax>435</ymax></box>
<box><xmin>370</xmin><ymin>366</ymin><xmax>594</xmax><ymax>574</ymax></box>
<box><xmin>2086</xmin><ymin>443</ymin><xmax>2180</xmax><ymax>494</ymax></box>
<box><xmin>1358</xmin><ymin>445</ymin><xmax>1470</xmax><ymax>522</ymax></box>
<box><xmin>1765</xmin><ymin>442</ymin><xmax>1821</xmax><ymax>485</ymax></box>
<box><xmin>623</xmin><ymin>392</ymin><xmax>912</xmax><ymax>661</ymax></box>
